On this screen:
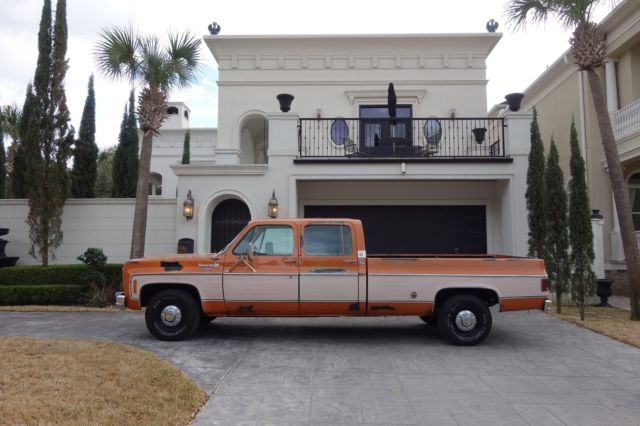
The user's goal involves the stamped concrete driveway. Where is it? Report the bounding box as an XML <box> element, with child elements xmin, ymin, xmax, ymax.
<box><xmin>1</xmin><ymin>310</ymin><xmax>640</xmax><ymax>426</ymax></box>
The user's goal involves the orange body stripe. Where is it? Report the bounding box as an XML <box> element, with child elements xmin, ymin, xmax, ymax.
<box><xmin>500</xmin><ymin>297</ymin><xmax>546</xmax><ymax>312</ymax></box>
<box><xmin>202</xmin><ymin>300</ymin><xmax>227</xmax><ymax>315</ymax></box>
<box><xmin>367</xmin><ymin>302</ymin><xmax>433</xmax><ymax>316</ymax></box>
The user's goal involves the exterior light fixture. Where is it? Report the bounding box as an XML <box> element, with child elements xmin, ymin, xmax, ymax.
<box><xmin>268</xmin><ymin>190</ymin><xmax>278</xmax><ymax>218</ymax></box>
<box><xmin>183</xmin><ymin>190</ymin><xmax>194</xmax><ymax>220</ymax></box>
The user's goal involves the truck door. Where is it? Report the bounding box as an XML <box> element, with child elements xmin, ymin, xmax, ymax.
<box><xmin>222</xmin><ymin>224</ymin><xmax>299</xmax><ymax>315</ymax></box>
<box><xmin>299</xmin><ymin>223</ymin><xmax>360</xmax><ymax>315</ymax></box>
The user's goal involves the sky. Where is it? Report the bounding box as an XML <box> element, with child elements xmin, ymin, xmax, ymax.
<box><xmin>0</xmin><ymin>0</ymin><xmax>613</xmax><ymax>149</ymax></box>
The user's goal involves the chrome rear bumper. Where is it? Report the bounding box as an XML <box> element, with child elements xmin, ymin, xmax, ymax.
<box><xmin>115</xmin><ymin>292</ymin><xmax>126</xmax><ymax>310</ymax></box>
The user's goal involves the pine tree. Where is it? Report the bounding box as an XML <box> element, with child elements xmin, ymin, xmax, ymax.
<box><xmin>11</xmin><ymin>85</ymin><xmax>33</xmax><ymax>198</ymax></box>
<box><xmin>95</xmin><ymin>146</ymin><xmax>116</xmax><ymax>197</ymax></box>
<box><xmin>71</xmin><ymin>75</ymin><xmax>98</xmax><ymax>197</ymax></box>
<box><xmin>1</xmin><ymin>104</ymin><xmax>21</xmax><ymax>198</ymax></box>
<box><xmin>544</xmin><ymin>139</ymin><xmax>570</xmax><ymax>313</ymax></box>
<box><xmin>181</xmin><ymin>129</ymin><xmax>190</xmax><ymax>164</ymax></box>
<box><xmin>112</xmin><ymin>90</ymin><xmax>139</xmax><ymax>197</ymax></box>
<box><xmin>526</xmin><ymin>108</ymin><xmax>546</xmax><ymax>259</ymax></box>
<box><xmin>25</xmin><ymin>0</ymin><xmax>73</xmax><ymax>265</ymax></box>
<box><xmin>569</xmin><ymin>118</ymin><xmax>595</xmax><ymax>321</ymax></box>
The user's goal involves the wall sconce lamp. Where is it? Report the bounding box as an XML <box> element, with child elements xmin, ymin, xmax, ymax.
<box><xmin>268</xmin><ymin>190</ymin><xmax>278</xmax><ymax>218</ymax></box>
<box><xmin>183</xmin><ymin>190</ymin><xmax>194</xmax><ymax>220</ymax></box>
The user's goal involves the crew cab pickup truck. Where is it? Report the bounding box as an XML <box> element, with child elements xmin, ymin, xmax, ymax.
<box><xmin>120</xmin><ymin>218</ymin><xmax>549</xmax><ymax>345</ymax></box>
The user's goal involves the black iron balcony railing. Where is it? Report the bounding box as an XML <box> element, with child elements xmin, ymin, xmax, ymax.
<box><xmin>298</xmin><ymin>117</ymin><xmax>506</xmax><ymax>159</ymax></box>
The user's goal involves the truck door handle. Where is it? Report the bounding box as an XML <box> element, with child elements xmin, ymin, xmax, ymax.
<box><xmin>282</xmin><ymin>259</ymin><xmax>297</xmax><ymax>264</ymax></box>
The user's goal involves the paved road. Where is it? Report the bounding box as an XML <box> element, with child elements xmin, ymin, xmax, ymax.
<box><xmin>1</xmin><ymin>310</ymin><xmax>639</xmax><ymax>425</ymax></box>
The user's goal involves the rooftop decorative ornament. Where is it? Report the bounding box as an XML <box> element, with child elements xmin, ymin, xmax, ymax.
<box><xmin>183</xmin><ymin>190</ymin><xmax>194</xmax><ymax>220</ymax></box>
<box><xmin>208</xmin><ymin>22</ymin><xmax>221</xmax><ymax>35</ymax></box>
<box><xmin>268</xmin><ymin>191</ymin><xmax>279</xmax><ymax>218</ymax></box>
<box><xmin>486</xmin><ymin>19</ymin><xmax>499</xmax><ymax>33</ymax></box>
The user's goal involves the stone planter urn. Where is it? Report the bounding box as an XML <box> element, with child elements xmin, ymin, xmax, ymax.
<box><xmin>0</xmin><ymin>228</ymin><xmax>19</xmax><ymax>268</ymax></box>
<box><xmin>595</xmin><ymin>278</ymin><xmax>613</xmax><ymax>307</ymax></box>
<box><xmin>276</xmin><ymin>94</ymin><xmax>294</xmax><ymax>112</ymax></box>
<box><xmin>505</xmin><ymin>93</ymin><xmax>525</xmax><ymax>112</ymax></box>
<box><xmin>472</xmin><ymin>127</ymin><xmax>487</xmax><ymax>144</ymax></box>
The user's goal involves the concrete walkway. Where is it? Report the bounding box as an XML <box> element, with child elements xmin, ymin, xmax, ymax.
<box><xmin>1</xmin><ymin>310</ymin><xmax>639</xmax><ymax>425</ymax></box>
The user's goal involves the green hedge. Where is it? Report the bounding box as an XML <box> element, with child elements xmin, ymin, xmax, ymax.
<box><xmin>0</xmin><ymin>285</ymin><xmax>86</xmax><ymax>305</ymax></box>
<box><xmin>0</xmin><ymin>264</ymin><xmax>122</xmax><ymax>286</ymax></box>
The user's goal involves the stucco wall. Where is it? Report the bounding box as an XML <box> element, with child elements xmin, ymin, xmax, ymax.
<box><xmin>0</xmin><ymin>199</ymin><xmax>177</xmax><ymax>265</ymax></box>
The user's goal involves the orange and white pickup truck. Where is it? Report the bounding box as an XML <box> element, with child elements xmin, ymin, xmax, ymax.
<box><xmin>119</xmin><ymin>218</ymin><xmax>549</xmax><ymax>345</ymax></box>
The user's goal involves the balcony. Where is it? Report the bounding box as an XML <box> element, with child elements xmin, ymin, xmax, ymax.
<box><xmin>297</xmin><ymin>117</ymin><xmax>507</xmax><ymax>161</ymax></box>
<box><xmin>613</xmin><ymin>99</ymin><xmax>640</xmax><ymax>141</ymax></box>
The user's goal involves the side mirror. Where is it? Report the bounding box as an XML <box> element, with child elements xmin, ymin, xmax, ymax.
<box><xmin>246</xmin><ymin>243</ymin><xmax>254</xmax><ymax>261</ymax></box>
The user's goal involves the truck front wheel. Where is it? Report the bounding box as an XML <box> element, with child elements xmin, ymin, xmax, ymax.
<box><xmin>437</xmin><ymin>294</ymin><xmax>492</xmax><ymax>346</ymax></box>
<box><xmin>145</xmin><ymin>289</ymin><xmax>200</xmax><ymax>341</ymax></box>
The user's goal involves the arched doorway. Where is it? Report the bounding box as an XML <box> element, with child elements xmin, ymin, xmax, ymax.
<box><xmin>211</xmin><ymin>199</ymin><xmax>251</xmax><ymax>252</ymax></box>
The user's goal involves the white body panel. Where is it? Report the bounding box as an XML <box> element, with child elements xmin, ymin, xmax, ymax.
<box><xmin>223</xmin><ymin>273</ymin><xmax>298</xmax><ymax>301</ymax></box>
<box><xmin>299</xmin><ymin>273</ymin><xmax>359</xmax><ymax>301</ymax></box>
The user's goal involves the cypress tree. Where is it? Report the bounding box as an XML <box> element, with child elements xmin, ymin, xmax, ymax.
<box><xmin>526</xmin><ymin>108</ymin><xmax>546</xmax><ymax>259</ymax></box>
<box><xmin>0</xmin><ymin>120</ymin><xmax>5</xmax><ymax>199</ymax></box>
<box><xmin>112</xmin><ymin>90</ymin><xmax>139</xmax><ymax>197</ymax></box>
<box><xmin>544</xmin><ymin>139</ymin><xmax>570</xmax><ymax>313</ymax></box>
<box><xmin>569</xmin><ymin>118</ymin><xmax>595</xmax><ymax>321</ymax></box>
<box><xmin>181</xmin><ymin>129</ymin><xmax>190</xmax><ymax>164</ymax></box>
<box><xmin>25</xmin><ymin>0</ymin><xmax>73</xmax><ymax>265</ymax></box>
<box><xmin>71</xmin><ymin>75</ymin><xmax>98</xmax><ymax>197</ymax></box>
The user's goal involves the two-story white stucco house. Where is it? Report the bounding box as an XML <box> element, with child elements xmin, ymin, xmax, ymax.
<box><xmin>163</xmin><ymin>33</ymin><xmax>533</xmax><ymax>258</ymax></box>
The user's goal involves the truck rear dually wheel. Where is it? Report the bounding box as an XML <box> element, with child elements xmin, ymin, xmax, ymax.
<box><xmin>437</xmin><ymin>294</ymin><xmax>492</xmax><ymax>346</ymax></box>
<box><xmin>145</xmin><ymin>289</ymin><xmax>200</xmax><ymax>341</ymax></box>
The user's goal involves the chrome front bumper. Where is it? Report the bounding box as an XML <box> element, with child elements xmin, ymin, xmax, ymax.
<box><xmin>115</xmin><ymin>292</ymin><xmax>126</xmax><ymax>310</ymax></box>
<box><xmin>544</xmin><ymin>299</ymin><xmax>552</xmax><ymax>313</ymax></box>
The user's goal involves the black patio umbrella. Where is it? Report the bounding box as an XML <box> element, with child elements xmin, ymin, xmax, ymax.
<box><xmin>388</xmin><ymin>83</ymin><xmax>397</xmax><ymax>125</ymax></box>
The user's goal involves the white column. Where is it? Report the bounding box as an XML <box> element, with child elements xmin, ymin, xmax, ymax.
<box><xmin>591</xmin><ymin>210</ymin><xmax>605</xmax><ymax>279</ymax></box>
<box><xmin>605</xmin><ymin>59</ymin><xmax>619</xmax><ymax>114</ymax></box>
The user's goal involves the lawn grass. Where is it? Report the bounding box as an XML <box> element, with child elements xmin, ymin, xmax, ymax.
<box><xmin>0</xmin><ymin>337</ymin><xmax>207</xmax><ymax>425</ymax></box>
<box><xmin>0</xmin><ymin>305</ymin><xmax>117</xmax><ymax>312</ymax></box>
<box><xmin>552</xmin><ymin>305</ymin><xmax>640</xmax><ymax>349</ymax></box>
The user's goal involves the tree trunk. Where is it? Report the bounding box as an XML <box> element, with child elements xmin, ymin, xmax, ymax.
<box><xmin>556</xmin><ymin>289</ymin><xmax>562</xmax><ymax>314</ymax></box>
<box><xmin>130</xmin><ymin>132</ymin><xmax>153</xmax><ymax>259</ymax></box>
<box><xmin>586</xmin><ymin>69</ymin><xmax>640</xmax><ymax>320</ymax></box>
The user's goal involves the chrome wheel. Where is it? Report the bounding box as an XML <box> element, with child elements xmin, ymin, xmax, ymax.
<box><xmin>455</xmin><ymin>310</ymin><xmax>477</xmax><ymax>332</ymax></box>
<box><xmin>160</xmin><ymin>305</ymin><xmax>182</xmax><ymax>327</ymax></box>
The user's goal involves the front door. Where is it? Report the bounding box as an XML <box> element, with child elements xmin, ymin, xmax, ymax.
<box><xmin>223</xmin><ymin>224</ymin><xmax>299</xmax><ymax>315</ymax></box>
<box><xmin>299</xmin><ymin>223</ymin><xmax>360</xmax><ymax>315</ymax></box>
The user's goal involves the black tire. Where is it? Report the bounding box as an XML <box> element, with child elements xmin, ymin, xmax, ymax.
<box><xmin>145</xmin><ymin>289</ymin><xmax>200</xmax><ymax>341</ymax></box>
<box><xmin>419</xmin><ymin>315</ymin><xmax>437</xmax><ymax>326</ymax></box>
<box><xmin>437</xmin><ymin>294</ymin><xmax>492</xmax><ymax>346</ymax></box>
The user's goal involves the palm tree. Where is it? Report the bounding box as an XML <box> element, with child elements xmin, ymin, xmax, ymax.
<box><xmin>506</xmin><ymin>0</ymin><xmax>640</xmax><ymax>320</ymax></box>
<box><xmin>95</xmin><ymin>26</ymin><xmax>201</xmax><ymax>259</ymax></box>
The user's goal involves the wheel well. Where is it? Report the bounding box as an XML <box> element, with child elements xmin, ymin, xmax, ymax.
<box><xmin>434</xmin><ymin>288</ymin><xmax>499</xmax><ymax>312</ymax></box>
<box><xmin>139</xmin><ymin>284</ymin><xmax>203</xmax><ymax>310</ymax></box>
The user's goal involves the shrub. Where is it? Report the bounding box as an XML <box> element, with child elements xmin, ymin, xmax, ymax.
<box><xmin>0</xmin><ymin>285</ymin><xmax>86</xmax><ymax>305</ymax></box>
<box><xmin>0</xmin><ymin>264</ymin><xmax>122</xmax><ymax>287</ymax></box>
<box><xmin>77</xmin><ymin>248</ymin><xmax>107</xmax><ymax>267</ymax></box>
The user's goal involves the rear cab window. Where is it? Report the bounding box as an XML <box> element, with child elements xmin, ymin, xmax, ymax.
<box><xmin>303</xmin><ymin>225</ymin><xmax>353</xmax><ymax>256</ymax></box>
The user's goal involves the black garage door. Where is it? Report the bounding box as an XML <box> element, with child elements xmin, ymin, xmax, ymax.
<box><xmin>304</xmin><ymin>205</ymin><xmax>486</xmax><ymax>255</ymax></box>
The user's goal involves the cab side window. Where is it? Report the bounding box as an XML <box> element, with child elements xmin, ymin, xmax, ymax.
<box><xmin>303</xmin><ymin>225</ymin><xmax>353</xmax><ymax>256</ymax></box>
<box><xmin>233</xmin><ymin>225</ymin><xmax>294</xmax><ymax>256</ymax></box>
